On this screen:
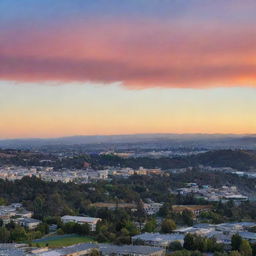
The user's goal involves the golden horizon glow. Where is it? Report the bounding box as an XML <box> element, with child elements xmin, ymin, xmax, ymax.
<box><xmin>0</xmin><ymin>82</ymin><xmax>255</xmax><ymax>139</ymax></box>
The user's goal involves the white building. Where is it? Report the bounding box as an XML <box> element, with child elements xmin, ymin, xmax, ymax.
<box><xmin>61</xmin><ymin>216</ymin><xmax>101</xmax><ymax>231</ymax></box>
<box><xmin>143</xmin><ymin>203</ymin><xmax>163</xmax><ymax>215</ymax></box>
<box><xmin>17</xmin><ymin>218</ymin><xmax>41</xmax><ymax>230</ymax></box>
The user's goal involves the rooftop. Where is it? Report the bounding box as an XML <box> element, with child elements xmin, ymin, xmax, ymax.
<box><xmin>61</xmin><ymin>215</ymin><xmax>101</xmax><ymax>223</ymax></box>
<box><xmin>132</xmin><ymin>232</ymin><xmax>184</xmax><ymax>242</ymax></box>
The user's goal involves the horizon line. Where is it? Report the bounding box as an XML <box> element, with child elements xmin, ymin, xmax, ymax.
<box><xmin>1</xmin><ymin>132</ymin><xmax>256</xmax><ymax>141</ymax></box>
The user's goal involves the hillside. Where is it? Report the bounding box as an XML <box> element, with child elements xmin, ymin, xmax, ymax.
<box><xmin>189</xmin><ymin>149</ymin><xmax>256</xmax><ymax>171</ymax></box>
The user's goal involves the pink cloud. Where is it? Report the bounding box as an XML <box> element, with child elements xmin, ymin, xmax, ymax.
<box><xmin>1</xmin><ymin>21</ymin><xmax>256</xmax><ymax>88</ymax></box>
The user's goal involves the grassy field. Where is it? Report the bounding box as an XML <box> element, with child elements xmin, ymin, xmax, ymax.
<box><xmin>32</xmin><ymin>234</ymin><xmax>95</xmax><ymax>248</ymax></box>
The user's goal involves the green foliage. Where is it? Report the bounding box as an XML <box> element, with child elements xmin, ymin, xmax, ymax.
<box><xmin>10</xmin><ymin>225</ymin><xmax>27</xmax><ymax>242</ymax></box>
<box><xmin>161</xmin><ymin>218</ymin><xmax>176</xmax><ymax>233</ymax></box>
<box><xmin>182</xmin><ymin>210</ymin><xmax>194</xmax><ymax>226</ymax></box>
<box><xmin>214</xmin><ymin>252</ymin><xmax>228</xmax><ymax>256</ymax></box>
<box><xmin>90</xmin><ymin>249</ymin><xmax>100</xmax><ymax>256</ymax></box>
<box><xmin>0</xmin><ymin>227</ymin><xmax>10</xmax><ymax>242</ymax></box>
<box><xmin>143</xmin><ymin>218</ymin><xmax>157</xmax><ymax>232</ymax></box>
<box><xmin>169</xmin><ymin>241</ymin><xmax>183</xmax><ymax>251</ymax></box>
<box><xmin>0</xmin><ymin>197</ymin><xmax>6</xmax><ymax>206</ymax></box>
<box><xmin>239</xmin><ymin>240</ymin><xmax>252</xmax><ymax>256</ymax></box>
<box><xmin>36</xmin><ymin>223</ymin><xmax>49</xmax><ymax>235</ymax></box>
<box><xmin>232</xmin><ymin>234</ymin><xmax>243</xmax><ymax>251</ymax></box>
<box><xmin>229</xmin><ymin>251</ymin><xmax>241</xmax><ymax>256</ymax></box>
<box><xmin>191</xmin><ymin>251</ymin><xmax>203</xmax><ymax>256</ymax></box>
<box><xmin>184</xmin><ymin>234</ymin><xmax>223</xmax><ymax>253</ymax></box>
<box><xmin>200</xmin><ymin>211</ymin><xmax>223</xmax><ymax>224</ymax></box>
<box><xmin>170</xmin><ymin>250</ymin><xmax>192</xmax><ymax>256</ymax></box>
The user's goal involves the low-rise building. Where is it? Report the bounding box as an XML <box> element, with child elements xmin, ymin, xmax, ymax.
<box><xmin>143</xmin><ymin>203</ymin><xmax>163</xmax><ymax>215</ymax></box>
<box><xmin>0</xmin><ymin>244</ymin><xmax>26</xmax><ymax>256</ymax></box>
<box><xmin>61</xmin><ymin>216</ymin><xmax>101</xmax><ymax>231</ymax></box>
<box><xmin>172</xmin><ymin>205</ymin><xmax>212</xmax><ymax>217</ymax></box>
<box><xmin>17</xmin><ymin>218</ymin><xmax>41</xmax><ymax>230</ymax></box>
<box><xmin>34</xmin><ymin>243</ymin><xmax>165</xmax><ymax>256</ymax></box>
<box><xmin>239</xmin><ymin>232</ymin><xmax>256</xmax><ymax>243</ymax></box>
<box><xmin>35</xmin><ymin>243</ymin><xmax>97</xmax><ymax>256</ymax></box>
<box><xmin>132</xmin><ymin>233</ymin><xmax>185</xmax><ymax>248</ymax></box>
<box><xmin>99</xmin><ymin>244</ymin><xmax>165</xmax><ymax>256</ymax></box>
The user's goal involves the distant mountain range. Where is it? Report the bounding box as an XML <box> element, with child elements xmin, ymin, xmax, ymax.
<box><xmin>0</xmin><ymin>134</ymin><xmax>256</xmax><ymax>150</ymax></box>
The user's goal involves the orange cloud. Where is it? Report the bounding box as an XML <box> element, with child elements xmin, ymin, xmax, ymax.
<box><xmin>1</xmin><ymin>22</ymin><xmax>256</xmax><ymax>88</ymax></box>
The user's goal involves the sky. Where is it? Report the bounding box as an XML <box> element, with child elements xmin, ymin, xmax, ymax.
<box><xmin>0</xmin><ymin>0</ymin><xmax>256</xmax><ymax>138</ymax></box>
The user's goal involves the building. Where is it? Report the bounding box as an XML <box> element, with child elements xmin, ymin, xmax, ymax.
<box><xmin>239</xmin><ymin>232</ymin><xmax>256</xmax><ymax>243</ymax></box>
<box><xmin>175</xmin><ymin>222</ymin><xmax>256</xmax><ymax>245</ymax></box>
<box><xmin>90</xmin><ymin>202</ymin><xmax>137</xmax><ymax>211</ymax></box>
<box><xmin>0</xmin><ymin>244</ymin><xmax>26</xmax><ymax>256</ymax></box>
<box><xmin>99</xmin><ymin>244</ymin><xmax>165</xmax><ymax>256</ymax></box>
<box><xmin>172</xmin><ymin>205</ymin><xmax>212</xmax><ymax>217</ymax></box>
<box><xmin>143</xmin><ymin>203</ymin><xmax>163</xmax><ymax>215</ymax></box>
<box><xmin>34</xmin><ymin>243</ymin><xmax>165</xmax><ymax>256</ymax></box>
<box><xmin>35</xmin><ymin>243</ymin><xmax>97</xmax><ymax>256</ymax></box>
<box><xmin>17</xmin><ymin>218</ymin><xmax>41</xmax><ymax>230</ymax></box>
<box><xmin>61</xmin><ymin>216</ymin><xmax>101</xmax><ymax>231</ymax></box>
<box><xmin>132</xmin><ymin>233</ymin><xmax>185</xmax><ymax>248</ymax></box>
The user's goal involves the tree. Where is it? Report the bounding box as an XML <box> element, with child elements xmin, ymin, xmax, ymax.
<box><xmin>62</xmin><ymin>222</ymin><xmax>76</xmax><ymax>234</ymax></box>
<box><xmin>231</xmin><ymin>234</ymin><xmax>242</xmax><ymax>251</ymax></box>
<box><xmin>124</xmin><ymin>220</ymin><xmax>139</xmax><ymax>236</ymax></box>
<box><xmin>214</xmin><ymin>252</ymin><xmax>228</xmax><ymax>256</ymax></box>
<box><xmin>194</xmin><ymin>236</ymin><xmax>207</xmax><ymax>252</ymax></box>
<box><xmin>239</xmin><ymin>240</ymin><xmax>252</xmax><ymax>256</ymax></box>
<box><xmin>36</xmin><ymin>223</ymin><xmax>49</xmax><ymax>235</ymax></box>
<box><xmin>229</xmin><ymin>251</ymin><xmax>241</xmax><ymax>256</ymax></box>
<box><xmin>161</xmin><ymin>218</ymin><xmax>176</xmax><ymax>233</ymax></box>
<box><xmin>169</xmin><ymin>241</ymin><xmax>183</xmax><ymax>251</ymax></box>
<box><xmin>0</xmin><ymin>197</ymin><xmax>6</xmax><ymax>206</ymax></box>
<box><xmin>191</xmin><ymin>251</ymin><xmax>203</xmax><ymax>256</ymax></box>
<box><xmin>33</xmin><ymin>196</ymin><xmax>45</xmax><ymax>219</ymax></box>
<box><xmin>171</xmin><ymin>250</ymin><xmax>191</xmax><ymax>256</ymax></box>
<box><xmin>159</xmin><ymin>203</ymin><xmax>172</xmax><ymax>217</ymax></box>
<box><xmin>250</xmin><ymin>243</ymin><xmax>256</xmax><ymax>256</ymax></box>
<box><xmin>143</xmin><ymin>218</ymin><xmax>157</xmax><ymax>233</ymax></box>
<box><xmin>74</xmin><ymin>223</ymin><xmax>90</xmax><ymax>235</ymax></box>
<box><xmin>10</xmin><ymin>225</ymin><xmax>27</xmax><ymax>242</ymax></box>
<box><xmin>182</xmin><ymin>209</ymin><xmax>194</xmax><ymax>226</ymax></box>
<box><xmin>90</xmin><ymin>249</ymin><xmax>100</xmax><ymax>256</ymax></box>
<box><xmin>184</xmin><ymin>234</ymin><xmax>196</xmax><ymax>251</ymax></box>
<box><xmin>0</xmin><ymin>227</ymin><xmax>10</xmax><ymax>242</ymax></box>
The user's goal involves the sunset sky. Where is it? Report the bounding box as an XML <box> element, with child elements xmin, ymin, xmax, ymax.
<box><xmin>0</xmin><ymin>0</ymin><xmax>256</xmax><ymax>138</ymax></box>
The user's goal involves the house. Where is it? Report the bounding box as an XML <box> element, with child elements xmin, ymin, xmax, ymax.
<box><xmin>0</xmin><ymin>215</ymin><xmax>11</xmax><ymax>225</ymax></box>
<box><xmin>143</xmin><ymin>203</ymin><xmax>163</xmax><ymax>215</ymax></box>
<box><xmin>16</xmin><ymin>209</ymin><xmax>33</xmax><ymax>218</ymax></box>
<box><xmin>61</xmin><ymin>216</ymin><xmax>101</xmax><ymax>231</ymax></box>
<box><xmin>172</xmin><ymin>205</ymin><xmax>212</xmax><ymax>217</ymax></box>
<box><xmin>132</xmin><ymin>233</ymin><xmax>185</xmax><ymax>248</ymax></box>
<box><xmin>17</xmin><ymin>218</ymin><xmax>41</xmax><ymax>230</ymax></box>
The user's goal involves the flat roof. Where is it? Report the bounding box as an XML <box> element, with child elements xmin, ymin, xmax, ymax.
<box><xmin>99</xmin><ymin>244</ymin><xmax>164</xmax><ymax>255</ymax></box>
<box><xmin>172</xmin><ymin>205</ymin><xmax>212</xmax><ymax>211</ymax></box>
<box><xmin>132</xmin><ymin>232</ymin><xmax>184</xmax><ymax>242</ymax></box>
<box><xmin>37</xmin><ymin>243</ymin><xmax>164</xmax><ymax>256</ymax></box>
<box><xmin>239</xmin><ymin>232</ymin><xmax>256</xmax><ymax>240</ymax></box>
<box><xmin>61</xmin><ymin>215</ymin><xmax>101</xmax><ymax>223</ymax></box>
<box><xmin>38</xmin><ymin>243</ymin><xmax>97</xmax><ymax>256</ymax></box>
